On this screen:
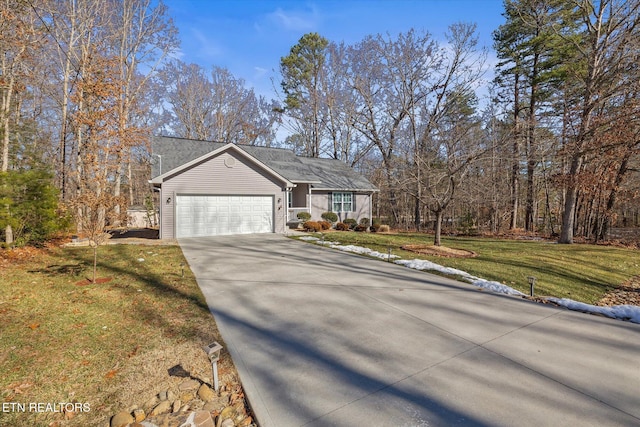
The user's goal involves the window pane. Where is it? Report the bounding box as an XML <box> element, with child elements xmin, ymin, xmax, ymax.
<box><xmin>331</xmin><ymin>193</ymin><xmax>338</xmax><ymax>212</ymax></box>
<box><xmin>332</xmin><ymin>192</ymin><xmax>353</xmax><ymax>212</ymax></box>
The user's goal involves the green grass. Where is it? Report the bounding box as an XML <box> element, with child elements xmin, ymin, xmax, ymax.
<box><xmin>0</xmin><ymin>244</ymin><xmax>225</xmax><ymax>427</ymax></box>
<box><xmin>295</xmin><ymin>232</ymin><xmax>640</xmax><ymax>304</ymax></box>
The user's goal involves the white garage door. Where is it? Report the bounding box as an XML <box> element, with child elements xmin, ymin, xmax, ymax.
<box><xmin>176</xmin><ymin>195</ymin><xmax>274</xmax><ymax>238</ymax></box>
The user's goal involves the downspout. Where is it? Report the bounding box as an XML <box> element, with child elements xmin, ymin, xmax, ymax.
<box><xmin>157</xmin><ymin>187</ymin><xmax>163</xmax><ymax>239</ymax></box>
<box><xmin>369</xmin><ymin>192</ymin><xmax>372</xmax><ymax>231</ymax></box>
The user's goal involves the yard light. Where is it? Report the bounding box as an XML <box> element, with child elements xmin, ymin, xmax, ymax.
<box><xmin>202</xmin><ymin>342</ymin><xmax>223</xmax><ymax>392</ymax></box>
<box><xmin>528</xmin><ymin>276</ymin><xmax>536</xmax><ymax>296</ymax></box>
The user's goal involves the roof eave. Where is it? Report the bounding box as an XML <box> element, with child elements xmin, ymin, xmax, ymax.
<box><xmin>312</xmin><ymin>187</ymin><xmax>379</xmax><ymax>192</ymax></box>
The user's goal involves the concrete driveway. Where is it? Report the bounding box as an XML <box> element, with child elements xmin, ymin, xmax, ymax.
<box><xmin>179</xmin><ymin>234</ymin><xmax>640</xmax><ymax>427</ymax></box>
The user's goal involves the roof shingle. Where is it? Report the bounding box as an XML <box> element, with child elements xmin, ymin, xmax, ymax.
<box><xmin>151</xmin><ymin>136</ymin><xmax>377</xmax><ymax>192</ymax></box>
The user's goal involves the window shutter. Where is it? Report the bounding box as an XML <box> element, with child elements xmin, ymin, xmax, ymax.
<box><xmin>328</xmin><ymin>192</ymin><xmax>332</xmax><ymax>212</ymax></box>
<box><xmin>352</xmin><ymin>192</ymin><xmax>356</xmax><ymax>212</ymax></box>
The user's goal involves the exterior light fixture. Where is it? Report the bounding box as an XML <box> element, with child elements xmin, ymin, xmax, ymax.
<box><xmin>528</xmin><ymin>276</ymin><xmax>536</xmax><ymax>296</ymax></box>
<box><xmin>202</xmin><ymin>342</ymin><xmax>223</xmax><ymax>392</ymax></box>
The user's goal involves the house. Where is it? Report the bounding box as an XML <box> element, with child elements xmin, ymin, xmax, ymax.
<box><xmin>150</xmin><ymin>136</ymin><xmax>378</xmax><ymax>239</ymax></box>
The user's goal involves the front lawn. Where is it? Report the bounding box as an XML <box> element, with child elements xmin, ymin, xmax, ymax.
<box><xmin>294</xmin><ymin>232</ymin><xmax>640</xmax><ymax>304</ymax></box>
<box><xmin>0</xmin><ymin>244</ymin><xmax>238</xmax><ymax>427</ymax></box>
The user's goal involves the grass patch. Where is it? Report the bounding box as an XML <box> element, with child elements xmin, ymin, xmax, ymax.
<box><xmin>0</xmin><ymin>244</ymin><xmax>229</xmax><ymax>427</ymax></box>
<box><xmin>298</xmin><ymin>232</ymin><xmax>640</xmax><ymax>303</ymax></box>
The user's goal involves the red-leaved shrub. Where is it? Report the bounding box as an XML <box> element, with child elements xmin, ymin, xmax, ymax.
<box><xmin>303</xmin><ymin>221</ymin><xmax>322</xmax><ymax>232</ymax></box>
<box><xmin>319</xmin><ymin>220</ymin><xmax>332</xmax><ymax>230</ymax></box>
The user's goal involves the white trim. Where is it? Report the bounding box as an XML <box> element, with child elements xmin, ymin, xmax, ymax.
<box><xmin>312</xmin><ymin>187</ymin><xmax>379</xmax><ymax>192</ymax></box>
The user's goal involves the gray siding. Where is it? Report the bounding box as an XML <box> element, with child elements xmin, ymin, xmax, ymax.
<box><xmin>310</xmin><ymin>191</ymin><xmax>372</xmax><ymax>223</ymax></box>
<box><xmin>290</xmin><ymin>184</ymin><xmax>308</xmax><ymax>207</ymax></box>
<box><xmin>160</xmin><ymin>152</ymin><xmax>287</xmax><ymax>239</ymax></box>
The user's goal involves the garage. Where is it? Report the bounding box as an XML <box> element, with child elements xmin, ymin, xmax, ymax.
<box><xmin>176</xmin><ymin>195</ymin><xmax>274</xmax><ymax>238</ymax></box>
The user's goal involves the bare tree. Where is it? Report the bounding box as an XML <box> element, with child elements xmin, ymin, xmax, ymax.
<box><xmin>410</xmin><ymin>90</ymin><xmax>485</xmax><ymax>245</ymax></box>
<box><xmin>156</xmin><ymin>61</ymin><xmax>280</xmax><ymax>145</ymax></box>
<box><xmin>349</xmin><ymin>29</ymin><xmax>439</xmax><ymax>224</ymax></box>
<box><xmin>110</xmin><ymin>0</ymin><xmax>178</xmax><ymax>208</ymax></box>
<box><xmin>558</xmin><ymin>0</ymin><xmax>640</xmax><ymax>243</ymax></box>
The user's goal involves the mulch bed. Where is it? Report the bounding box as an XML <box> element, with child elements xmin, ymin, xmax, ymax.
<box><xmin>597</xmin><ymin>276</ymin><xmax>640</xmax><ymax>307</ymax></box>
<box><xmin>401</xmin><ymin>244</ymin><xmax>477</xmax><ymax>258</ymax></box>
<box><xmin>75</xmin><ymin>277</ymin><xmax>113</xmax><ymax>286</ymax></box>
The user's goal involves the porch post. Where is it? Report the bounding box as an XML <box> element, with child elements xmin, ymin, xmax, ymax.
<box><xmin>283</xmin><ymin>188</ymin><xmax>290</xmax><ymax>232</ymax></box>
<box><xmin>308</xmin><ymin>185</ymin><xmax>312</xmax><ymax>219</ymax></box>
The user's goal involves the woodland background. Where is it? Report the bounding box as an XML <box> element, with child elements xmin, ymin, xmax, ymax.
<box><xmin>1</xmin><ymin>0</ymin><xmax>638</xmax><ymax>246</ymax></box>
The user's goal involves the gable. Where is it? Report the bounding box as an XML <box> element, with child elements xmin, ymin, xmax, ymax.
<box><xmin>151</xmin><ymin>140</ymin><xmax>293</xmax><ymax>188</ymax></box>
<box><xmin>161</xmin><ymin>150</ymin><xmax>287</xmax><ymax>194</ymax></box>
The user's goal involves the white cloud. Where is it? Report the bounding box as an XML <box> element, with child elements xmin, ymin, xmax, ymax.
<box><xmin>266</xmin><ymin>6</ymin><xmax>319</xmax><ymax>32</ymax></box>
<box><xmin>190</xmin><ymin>28</ymin><xmax>223</xmax><ymax>59</ymax></box>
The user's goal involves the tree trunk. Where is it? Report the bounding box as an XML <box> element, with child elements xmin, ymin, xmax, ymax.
<box><xmin>93</xmin><ymin>245</ymin><xmax>98</xmax><ymax>283</ymax></box>
<box><xmin>599</xmin><ymin>155</ymin><xmax>630</xmax><ymax>241</ymax></box>
<box><xmin>510</xmin><ymin>72</ymin><xmax>521</xmax><ymax>230</ymax></box>
<box><xmin>559</xmin><ymin>155</ymin><xmax>583</xmax><ymax>243</ymax></box>
<box><xmin>433</xmin><ymin>209</ymin><xmax>443</xmax><ymax>246</ymax></box>
<box><xmin>2</xmin><ymin>71</ymin><xmax>15</xmax><ymax>245</ymax></box>
<box><xmin>525</xmin><ymin>159</ymin><xmax>535</xmax><ymax>231</ymax></box>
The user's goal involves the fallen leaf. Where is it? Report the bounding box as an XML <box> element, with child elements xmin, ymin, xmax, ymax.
<box><xmin>28</xmin><ymin>323</ymin><xmax>40</xmax><ymax>330</ymax></box>
<box><xmin>104</xmin><ymin>369</ymin><xmax>119</xmax><ymax>379</ymax></box>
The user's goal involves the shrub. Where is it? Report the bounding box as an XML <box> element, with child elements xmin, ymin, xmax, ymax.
<box><xmin>0</xmin><ymin>170</ymin><xmax>67</xmax><ymax>246</ymax></box>
<box><xmin>319</xmin><ymin>220</ymin><xmax>331</xmax><ymax>230</ymax></box>
<box><xmin>297</xmin><ymin>211</ymin><xmax>311</xmax><ymax>221</ymax></box>
<box><xmin>303</xmin><ymin>221</ymin><xmax>322</xmax><ymax>232</ymax></box>
<box><xmin>335</xmin><ymin>222</ymin><xmax>350</xmax><ymax>231</ymax></box>
<box><xmin>370</xmin><ymin>223</ymin><xmax>381</xmax><ymax>232</ymax></box>
<box><xmin>354</xmin><ymin>225</ymin><xmax>367</xmax><ymax>232</ymax></box>
<box><xmin>378</xmin><ymin>224</ymin><xmax>390</xmax><ymax>233</ymax></box>
<box><xmin>321</xmin><ymin>211</ymin><xmax>338</xmax><ymax>223</ymax></box>
<box><xmin>343</xmin><ymin>218</ymin><xmax>357</xmax><ymax>229</ymax></box>
<box><xmin>359</xmin><ymin>218</ymin><xmax>370</xmax><ymax>227</ymax></box>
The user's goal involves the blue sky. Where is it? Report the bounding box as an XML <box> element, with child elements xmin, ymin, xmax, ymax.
<box><xmin>163</xmin><ymin>0</ymin><xmax>506</xmax><ymax>99</ymax></box>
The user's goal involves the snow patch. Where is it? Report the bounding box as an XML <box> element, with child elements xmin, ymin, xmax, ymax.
<box><xmin>395</xmin><ymin>259</ymin><xmax>471</xmax><ymax>278</ymax></box>
<box><xmin>395</xmin><ymin>258</ymin><xmax>525</xmax><ymax>296</ymax></box>
<box><xmin>298</xmin><ymin>236</ymin><xmax>398</xmax><ymax>259</ymax></box>
<box><xmin>547</xmin><ymin>298</ymin><xmax>640</xmax><ymax>324</ymax></box>
<box><xmin>329</xmin><ymin>244</ymin><xmax>399</xmax><ymax>261</ymax></box>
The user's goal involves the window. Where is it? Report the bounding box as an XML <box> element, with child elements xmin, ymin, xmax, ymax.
<box><xmin>287</xmin><ymin>191</ymin><xmax>292</xmax><ymax>208</ymax></box>
<box><xmin>332</xmin><ymin>192</ymin><xmax>353</xmax><ymax>212</ymax></box>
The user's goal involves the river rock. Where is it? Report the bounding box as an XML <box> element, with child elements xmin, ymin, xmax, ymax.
<box><xmin>197</xmin><ymin>383</ymin><xmax>216</xmax><ymax>402</ymax></box>
<box><xmin>133</xmin><ymin>408</ymin><xmax>146</xmax><ymax>422</ymax></box>
<box><xmin>179</xmin><ymin>379</ymin><xmax>200</xmax><ymax>391</ymax></box>
<box><xmin>150</xmin><ymin>400</ymin><xmax>171</xmax><ymax>416</ymax></box>
<box><xmin>110</xmin><ymin>411</ymin><xmax>134</xmax><ymax>427</ymax></box>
